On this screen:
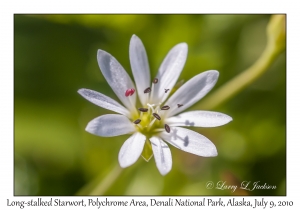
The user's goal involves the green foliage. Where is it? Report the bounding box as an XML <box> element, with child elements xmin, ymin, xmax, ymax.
<box><xmin>14</xmin><ymin>14</ymin><xmax>285</xmax><ymax>195</ymax></box>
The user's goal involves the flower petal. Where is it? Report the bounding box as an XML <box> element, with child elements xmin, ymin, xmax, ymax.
<box><xmin>159</xmin><ymin>127</ymin><xmax>217</xmax><ymax>157</ymax></box>
<box><xmin>150</xmin><ymin>136</ymin><xmax>172</xmax><ymax>176</ymax></box>
<box><xmin>164</xmin><ymin>70</ymin><xmax>219</xmax><ymax>117</ymax></box>
<box><xmin>97</xmin><ymin>49</ymin><xmax>137</xmax><ymax>114</ymax></box>
<box><xmin>118</xmin><ymin>132</ymin><xmax>146</xmax><ymax>168</ymax></box>
<box><xmin>130</xmin><ymin>35</ymin><xmax>150</xmax><ymax>106</ymax></box>
<box><xmin>85</xmin><ymin>114</ymin><xmax>135</xmax><ymax>137</ymax></box>
<box><xmin>165</xmin><ymin>111</ymin><xmax>232</xmax><ymax>127</ymax></box>
<box><xmin>151</xmin><ymin>43</ymin><xmax>188</xmax><ymax>104</ymax></box>
<box><xmin>78</xmin><ymin>88</ymin><xmax>130</xmax><ymax>117</ymax></box>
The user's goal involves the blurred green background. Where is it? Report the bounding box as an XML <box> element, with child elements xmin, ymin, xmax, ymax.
<box><xmin>14</xmin><ymin>14</ymin><xmax>286</xmax><ymax>196</ymax></box>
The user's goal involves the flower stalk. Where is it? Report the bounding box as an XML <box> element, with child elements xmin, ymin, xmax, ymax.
<box><xmin>197</xmin><ymin>15</ymin><xmax>286</xmax><ymax>110</ymax></box>
<box><xmin>76</xmin><ymin>164</ymin><xmax>123</xmax><ymax>196</ymax></box>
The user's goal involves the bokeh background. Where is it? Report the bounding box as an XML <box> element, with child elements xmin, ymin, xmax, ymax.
<box><xmin>14</xmin><ymin>14</ymin><xmax>286</xmax><ymax>195</ymax></box>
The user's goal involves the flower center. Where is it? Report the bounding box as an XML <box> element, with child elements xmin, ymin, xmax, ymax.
<box><xmin>134</xmin><ymin>103</ymin><xmax>164</xmax><ymax>135</ymax></box>
<box><xmin>124</xmin><ymin>78</ymin><xmax>185</xmax><ymax>161</ymax></box>
<box><xmin>126</xmin><ymin>77</ymin><xmax>183</xmax><ymax>136</ymax></box>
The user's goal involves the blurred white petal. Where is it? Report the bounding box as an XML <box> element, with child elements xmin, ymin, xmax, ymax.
<box><xmin>150</xmin><ymin>136</ymin><xmax>172</xmax><ymax>175</ymax></box>
<box><xmin>119</xmin><ymin>132</ymin><xmax>146</xmax><ymax>168</ymax></box>
<box><xmin>130</xmin><ymin>35</ymin><xmax>150</xmax><ymax>106</ymax></box>
<box><xmin>78</xmin><ymin>88</ymin><xmax>130</xmax><ymax>117</ymax></box>
<box><xmin>159</xmin><ymin>127</ymin><xmax>218</xmax><ymax>157</ymax></box>
<box><xmin>164</xmin><ymin>70</ymin><xmax>219</xmax><ymax>117</ymax></box>
<box><xmin>86</xmin><ymin>114</ymin><xmax>135</xmax><ymax>137</ymax></box>
<box><xmin>166</xmin><ymin>111</ymin><xmax>232</xmax><ymax>127</ymax></box>
<box><xmin>97</xmin><ymin>50</ymin><xmax>137</xmax><ymax>113</ymax></box>
<box><xmin>151</xmin><ymin>43</ymin><xmax>188</xmax><ymax>104</ymax></box>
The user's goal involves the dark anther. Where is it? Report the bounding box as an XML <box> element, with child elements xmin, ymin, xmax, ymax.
<box><xmin>164</xmin><ymin>89</ymin><xmax>170</xmax><ymax>93</ymax></box>
<box><xmin>152</xmin><ymin>113</ymin><xmax>161</xmax><ymax>120</ymax></box>
<box><xmin>177</xmin><ymin>104</ymin><xmax>183</xmax><ymax>108</ymax></box>
<box><xmin>144</xmin><ymin>87</ymin><xmax>151</xmax><ymax>93</ymax></box>
<box><xmin>153</xmin><ymin>78</ymin><xmax>158</xmax><ymax>84</ymax></box>
<box><xmin>138</xmin><ymin>108</ymin><xmax>148</xmax><ymax>112</ymax></box>
<box><xmin>161</xmin><ymin>105</ymin><xmax>170</xmax><ymax>110</ymax></box>
<box><xmin>164</xmin><ymin>124</ymin><xmax>170</xmax><ymax>133</ymax></box>
<box><xmin>133</xmin><ymin>119</ymin><xmax>141</xmax><ymax>124</ymax></box>
<box><xmin>125</xmin><ymin>88</ymin><xmax>135</xmax><ymax>97</ymax></box>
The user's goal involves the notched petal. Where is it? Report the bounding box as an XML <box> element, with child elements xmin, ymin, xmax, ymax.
<box><xmin>97</xmin><ymin>49</ymin><xmax>137</xmax><ymax>113</ymax></box>
<box><xmin>85</xmin><ymin>114</ymin><xmax>135</xmax><ymax>137</ymax></box>
<box><xmin>150</xmin><ymin>136</ymin><xmax>172</xmax><ymax>175</ymax></box>
<box><xmin>78</xmin><ymin>88</ymin><xmax>130</xmax><ymax>117</ymax></box>
<box><xmin>151</xmin><ymin>43</ymin><xmax>188</xmax><ymax>104</ymax></box>
<box><xmin>159</xmin><ymin>127</ymin><xmax>218</xmax><ymax>157</ymax></box>
<box><xmin>164</xmin><ymin>70</ymin><xmax>219</xmax><ymax>117</ymax></box>
<box><xmin>118</xmin><ymin>132</ymin><xmax>146</xmax><ymax>168</ymax></box>
<box><xmin>166</xmin><ymin>111</ymin><xmax>232</xmax><ymax>127</ymax></box>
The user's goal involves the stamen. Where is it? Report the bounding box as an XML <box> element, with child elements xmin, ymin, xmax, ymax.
<box><xmin>144</xmin><ymin>87</ymin><xmax>151</xmax><ymax>93</ymax></box>
<box><xmin>153</xmin><ymin>128</ymin><xmax>165</xmax><ymax>132</ymax></box>
<box><xmin>133</xmin><ymin>119</ymin><xmax>141</xmax><ymax>124</ymax></box>
<box><xmin>125</xmin><ymin>88</ymin><xmax>135</xmax><ymax>97</ymax></box>
<box><xmin>153</xmin><ymin>78</ymin><xmax>158</xmax><ymax>84</ymax></box>
<box><xmin>147</xmin><ymin>103</ymin><xmax>155</xmax><ymax>113</ymax></box>
<box><xmin>136</xmin><ymin>124</ymin><xmax>143</xmax><ymax>129</ymax></box>
<box><xmin>164</xmin><ymin>89</ymin><xmax>170</xmax><ymax>93</ymax></box>
<box><xmin>138</xmin><ymin>108</ymin><xmax>148</xmax><ymax>112</ymax></box>
<box><xmin>148</xmin><ymin>118</ymin><xmax>156</xmax><ymax>129</ymax></box>
<box><xmin>152</xmin><ymin>113</ymin><xmax>161</xmax><ymax>120</ymax></box>
<box><xmin>164</xmin><ymin>124</ymin><xmax>170</xmax><ymax>133</ymax></box>
<box><xmin>177</xmin><ymin>104</ymin><xmax>183</xmax><ymax>108</ymax></box>
<box><xmin>161</xmin><ymin>105</ymin><xmax>170</xmax><ymax>110</ymax></box>
<box><xmin>139</xmin><ymin>112</ymin><xmax>143</xmax><ymax>119</ymax></box>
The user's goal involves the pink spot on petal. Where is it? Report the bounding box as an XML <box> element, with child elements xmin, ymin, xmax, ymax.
<box><xmin>125</xmin><ymin>88</ymin><xmax>135</xmax><ymax>97</ymax></box>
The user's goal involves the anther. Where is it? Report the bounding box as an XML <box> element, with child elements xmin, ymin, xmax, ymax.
<box><xmin>152</xmin><ymin>113</ymin><xmax>161</xmax><ymax>120</ymax></box>
<box><xmin>164</xmin><ymin>89</ymin><xmax>170</xmax><ymax>93</ymax></box>
<box><xmin>125</xmin><ymin>88</ymin><xmax>135</xmax><ymax>97</ymax></box>
<box><xmin>138</xmin><ymin>108</ymin><xmax>148</xmax><ymax>112</ymax></box>
<box><xmin>133</xmin><ymin>119</ymin><xmax>141</xmax><ymax>124</ymax></box>
<box><xmin>164</xmin><ymin>124</ymin><xmax>170</xmax><ymax>133</ymax></box>
<box><xmin>144</xmin><ymin>87</ymin><xmax>151</xmax><ymax>93</ymax></box>
<box><xmin>177</xmin><ymin>104</ymin><xmax>183</xmax><ymax>108</ymax></box>
<box><xmin>161</xmin><ymin>105</ymin><xmax>170</xmax><ymax>110</ymax></box>
<box><xmin>153</xmin><ymin>78</ymin><xmax>158</xmax><ymax>84</ymax></box>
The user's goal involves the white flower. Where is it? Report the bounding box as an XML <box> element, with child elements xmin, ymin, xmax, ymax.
<box><xmin>78</xmin><ymin>35</ymin><xmax>232</xmax><ymax>175</ymax></box>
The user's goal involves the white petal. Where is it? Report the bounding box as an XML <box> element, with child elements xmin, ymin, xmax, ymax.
<box><xmin>165</xmin><ymin>111</ymin><xmax>232</xmax><ymax>127</ymax></box>
<box><xmin>164</xmin><ymin>70</ymin><xmax>219</xmax><ymax>117</ymax></box>
<box><xmin>130</xmin><ymin>35</ymin><xmax>150</xmax><ymax>106</ymax></box>
<box><xmin>85</xmin><ymin>114</ymin><xmax>135</xmax><ymax>137</ymax></box>
<box><xmin>159</xmin><ymin>127</ymin><xmax>217</xmax><ymax>157</ymax></box>
<box><xmin>78</xmin><ymin>88</ymin><xmax>130</xmax><ymax>117</ymax></box>
<box><xmin>150</xmin><ymin>136</ymin><xmax>172</xmax><ymax>176</ymax></box>
<box><xmin>118</xmin><ymin>132</ymin><xmax>146</xmax><ymax>168</ymax></box>
<box><xmin>97</xmin><ymin>49</ymin><xmax>137</xmax><ymax>114</ymax></box>
<box><xmin>151</xmin><ymin>43</ymin><xmax>188</xmax><ymax>104</ymax></box>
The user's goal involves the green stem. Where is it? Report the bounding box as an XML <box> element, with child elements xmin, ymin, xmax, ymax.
<box><xmin>76</xmin><ymin>164</ymin><xmax>123</xmax><ymax>196</ymax></box>
<box><xmin>197</xmin><ymin>41</ymin><xmax>282</xmax><ymax>110</ymax></box>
